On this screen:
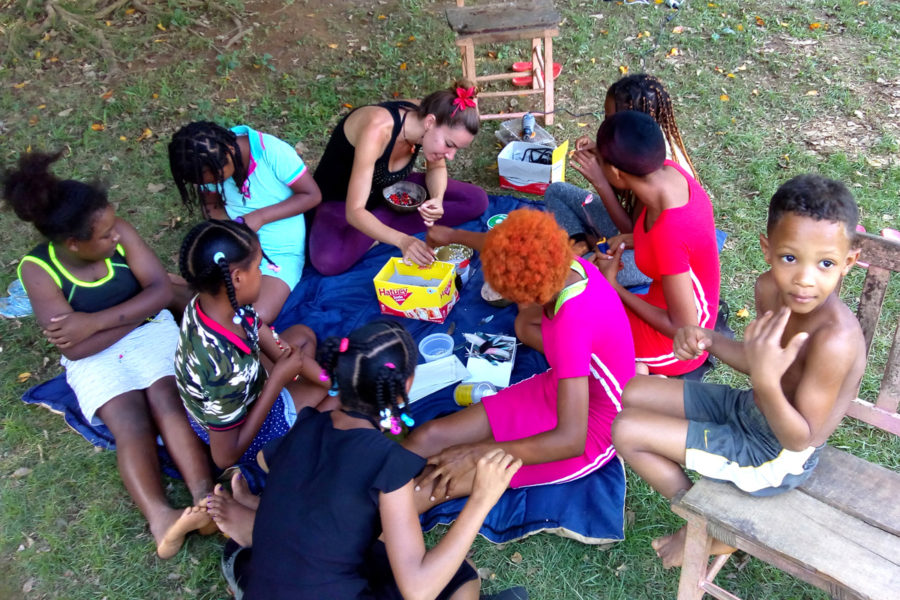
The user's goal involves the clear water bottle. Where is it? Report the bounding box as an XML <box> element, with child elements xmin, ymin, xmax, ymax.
<box><xmin>454</xmin><ymin>382</ymin><xmax>498</xmax><ymax>406</ymax></box>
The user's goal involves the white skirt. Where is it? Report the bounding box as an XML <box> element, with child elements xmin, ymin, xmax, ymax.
<box><xmin>62</xmin><ymin>310</ymin><xmax>179</xmax><ymax>425</ymax></box>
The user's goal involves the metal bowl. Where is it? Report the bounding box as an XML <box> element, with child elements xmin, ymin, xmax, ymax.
<box><xmin>383</xmin><ymin>181</ymin><xmax>427</xmax><ymax>214</ymax></box>
<box><xmin>434</xmin><ymin>243</ymin><xmax>474</xmax><ymax>264</ymax></box>
<box><xmin>481</xmin><ymin>280</ymin><xmax>513</xmax><ymax>308</ymax></box>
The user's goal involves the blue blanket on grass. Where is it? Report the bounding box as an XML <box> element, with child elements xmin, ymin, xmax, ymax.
<box><xmin>25</xmin><ymin>194</ymin><xmax>692</xmax><ymax>545</ymax></box>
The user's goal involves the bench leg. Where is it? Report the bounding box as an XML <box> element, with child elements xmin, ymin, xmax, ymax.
<box><xmin>461</xmin><ymin>39</ymin><xmax>476</xmax><ymax>83</ymax></box>
<box><xmin>543</xmin><ymin>33</ymin><xmax>554</xmax><ymax>125</ymax></box>
<box><xmin>678</xmin><ymin>515</ymin><xmax>713</xmax><ymax>600</ymax></box>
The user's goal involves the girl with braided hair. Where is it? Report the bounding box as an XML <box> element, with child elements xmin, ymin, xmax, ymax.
<box><xmin>4</xmin><ymin>151</ymin><xmax>214</xmax><ymax>559</ymax></box>
<box><xmin>174</xmin><ymin>220</ymin><xmax>334</xmax><ymax>471</ymax></box>
<box><xmin>545</xmin><ymin>73</ymin><xmax>698</xmax><ymax>288</ymax></box>
<box><xmin>218</xmin><ymin>320</ymin><xmax>521</xmax><ymax>599</ymax></box>
<box><xmin>168</xmin><ymin>121</ymin><xmax>321</xmax><ymax>323</ymax></box>
<box><xmin>308</xmin><ymin>81</ymin><xmax>489</xmax><ymax>276</ymax></box>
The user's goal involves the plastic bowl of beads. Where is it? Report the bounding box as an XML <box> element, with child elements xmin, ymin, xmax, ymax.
<box><xmin>418</xmin><ymin>333</ymin><xmax>455</xmax><ymax>362</ymax></box>
<box><xmin>383</xmin><ymin>181</ymin><xmax>426</xmax><ymax>214</ymax></box>
<box><xmin>481</xmin><ymin>280</ymin><xmax>513</xmax><ymax>308</ymax></box>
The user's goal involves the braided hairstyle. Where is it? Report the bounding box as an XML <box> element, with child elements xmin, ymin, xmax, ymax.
<box><xmin>168</xmin><ymin>122</ymin><xmax>248</xmax><ymax>215</ymax></box>
<box><xmin>179</xmin><ymin>219</ymin><xmax>260</xmax><ymax>341</ymax></box>
<box><xmin>415</xmin><ymin>79</ymin><xmax>480</xmax><ymax>136</ymax></box>
<box><xmin>2</xmin><ymin>151</ymin><xmax>109</xmax><ymax>242</ymax></box>
<box><xmin>317</xmin><ymin>320</ymin><xmax>417</xmax><ymax>423</ymax></box>
<box><xmin>606</xmin><ymin>74</ymin><xmax>698</xmax><ymax>182</ymax></box>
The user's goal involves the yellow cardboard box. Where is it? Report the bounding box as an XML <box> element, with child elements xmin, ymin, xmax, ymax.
<box><xmin>373</xmin><ymin>258</ymin><xmax>459</xmax><ymax>324</ymax></box>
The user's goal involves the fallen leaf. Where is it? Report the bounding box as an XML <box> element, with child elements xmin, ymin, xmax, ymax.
<box><xmin>576</xmin><ymin>122</ymin><xmax>588</xmax><ymax>127</ymax></box>
<box><xmin>805</xmin><ymin>90</ymin><xmax>819</xmax><ymax>96</ymax></box>
<box><xmin>152</xmin><ymin>93</ymin><xmax>159</xmax><ymax>99</ymax></box>
<box><xmin>125</xmin><ymin>8</ymin><xmax>135</xmax><ymax>14</ymax></box>
<box><xmin>343</xmin><ymin>103</ymin><xmax>353</xmax><ymax>109</ymax></box>
<box><xmin>328</xmin><ymin>43</ymin><xmax>339</xmax><ymax>49</ymax></box>
<box><xmin>408</xmin><ymin>35</ymin><xmax>415</xmax><ymax>41</ymax></box>
<box><xmin>720</xmin><ymin>94</ymin><xmax>730</xmax><ymax>102</ymax></box>
<box><xmin>14</xmin><ymin>81</ymin><xmax>28</xmax><ymax>89</ymax></box>
<box><xmin>147</xmin><ymin>183</ymin><xmax>166</xmax><ymax>193</ymax></box>
<box><xmin>119</xmin><ymin>136</ymin><xmax>128</xmax><ymax>141</ymax></box>
<box><xmin>667</xmin><ymin>47</ymin><xmax>680</xmax><ymax>57</ymax></box>
<box><xmin>510</xmin><ymin>552</ymin><xmax>523</xmax><ymax>564</ymax></box>
<box><xmin>91</xmin><ymin>123</ymin><xmax>105</xmax><ymax>131</ymax></box>
<box><xmin>755</xmin><ymin>16</ymin><xmax>765</xmax><ymax>27</ymax></box>
<box><xmin>377</xmin><ymin>15</ymin><xmax>387</xmax><ymax>20</ymax></box>
<box><xmin>737</xmin><ymin>24</ymin><xmax>744</xmax><ymax>31</ymax></box>
<box><xmin>736</xmin><ymin>308</ymin><xmax>750</xmax><ymax>319</ymax></box>
<box><xmin>17</xmin><ymin>372</ymin><xmax>32</xmax><ymax>382</ymax></box>
<box><xmin>619</xmin><ymin>65</ymin><xmax>628</xmax><ymax>75</ymax></box>
<box><xmin>37</xmin><ymin>104</ymin><xmax>45</xmax><ymax>109</ymax></box>
<box><xmin>809</xmin><ymin>22</ymin><xmax>821</xmax><ymax>30</ymax></box>
<box><xmin>34</xmin><ymin>50</ymin><xmax>41</xmax><ymax>59</ymax></box>
<box><xmin>101</xmin><ymin>90</ymin><xmax>114</xmax><ymax>100</ymax></box>
<box><xmin>399</xmin><ymin>62</ymin><xmax>407</xmax><ymax>70</ymax></box>
<box><xmin>12</xmin><ymin>467</ymin><xmax>33</xmax><ymax>478</ymax></box>
<box><xmin>136</xmin><ymin>128</ymin><xmax>153</xmax><ymax>142</ymax></box>
<box><xmin>672</xmin><ymin>25</ymin><xmax>684</xmax><ymax>34</ymax></box>
<box><xmin>224</xmin><ymin>98</ymin><xmax>238</xmax><ymax>103</ymax></box>
<box><xmin>156</xmin><ymin>22</ymin><xmax>166</xmax><ymax>31</ymax></box>
<box><xmin>28</xmin><ymin>115</ymin><xmax>39</xmax><ymax>126</ymax></box>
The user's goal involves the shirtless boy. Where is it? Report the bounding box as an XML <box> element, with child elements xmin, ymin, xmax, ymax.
<box><xmin>611</xmin><ymin>174</ymin><xmax>867</xmax><ymax>568</ymax></box>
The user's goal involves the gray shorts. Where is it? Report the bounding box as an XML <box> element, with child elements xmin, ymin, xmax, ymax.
<box><xmin>683</xmin><ymin>381</ymin><xmax>823</xmax><ymax>497</ymax></box>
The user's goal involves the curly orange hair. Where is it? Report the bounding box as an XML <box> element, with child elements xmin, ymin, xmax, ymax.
<box><xmin>482</xmin><ymin>209</ymin><xmax>571</xmax><ymax>305</ymax></box>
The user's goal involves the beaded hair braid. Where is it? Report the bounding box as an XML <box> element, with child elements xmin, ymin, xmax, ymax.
<box><xmin>179</xmin><ymin>219</ymin><xmax>259</xmax><ymax>346</ymax></box>
<box><xmin>169</xmin><ymin>122</ymin><xmax>248</xmax><ymax>215</ymax></box>
<box><xmin>607</xmin><ymin>74</ymin><xmax>699</xmax><ymax>182</ymax></box>
<box><xmin>317</xmin><ymin>320</ymin><xmax>417</xmax><ymax>422</ymax></box>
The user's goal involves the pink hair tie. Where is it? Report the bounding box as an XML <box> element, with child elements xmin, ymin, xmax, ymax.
<box><xmin>339</xmin><ymin>337</ymin><xmax>349</xmax><ymax>353</ymax></box>
<box><xmin>384</xmin><ymin>362</ymin><xmax>396</xmax><ymax>369</ymax></box>
<box><xmin>450</xmin><ymin>86</ymin><xmax>477</xmax><ymax>117</ymax></box>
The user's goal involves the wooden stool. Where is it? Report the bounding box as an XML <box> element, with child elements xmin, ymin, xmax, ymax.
<box><xmin>445</xmin><ymin>1</ymin><xmax>560</xmax><ymax>125</ymax></box>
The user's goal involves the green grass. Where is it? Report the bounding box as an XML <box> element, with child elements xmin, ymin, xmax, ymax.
<box><xmin>1</xmin><ymin>0</ymin><xmax>899</xmax><ymax>598</ymax></box>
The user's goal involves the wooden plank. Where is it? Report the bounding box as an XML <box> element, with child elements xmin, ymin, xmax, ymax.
<box><xmin>674</xmin><ymin>479</ymin><xmax>900</xmax><ymax>600</ymax></box>
<box><xmin>543</xmin><ymin>33</ymin><xmax>554</xmax><ymax>125</ymax></box>
<box><xmin>856</xmin><ymin>265</ymin><xmax>890</xmax><ymax>354</ymax></box>
<box><xmin>479</xmin><ymin>88</ymin><xmax>544</xmax><ymax>98</ymax></box>
<box><xmin>858</xmin><ymin>232</ymin><xmax>900</xmax><ymax>272</ymax></box>
<box><xmin>453</xmin><ymin>26</ymin><xmax>559</xmax><ymax>45</ymax></box>
<box><xmin>798</xmin><ymin>446</ymin><xmax>900</xmax><ymax>537</ymax></box>
<box><xmin>446</xmin><ymin>2</ymin><xmax>559</xmax><ymax>36</ymax></box>
<box><xmin>876</xmin><ymin>319</ymin><xmax>900</xmax><ymax>413</ymax></box>
<box><xmin>677</xmin><ymin>511</ymin><xmax>713</xmax><ymax>600</ymax></box>
<box><xmin>847</xmin><ymin>398</ymin><xmax>900</xmax><ymax>435</ymax></box>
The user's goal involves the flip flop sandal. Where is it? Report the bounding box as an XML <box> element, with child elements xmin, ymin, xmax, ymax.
<box><xmin>511</xmin><ymin>63</ymin><xmax>562</xmax><ymax>87</ymax></box>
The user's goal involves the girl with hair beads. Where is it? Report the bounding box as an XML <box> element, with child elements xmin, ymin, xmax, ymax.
<box><xmin>404</xmin><ymin>209</ymin><xmax>635</xmax><ymax>505</ymax></box>
<box><xmin>174</xmin><ymin>220</ymin><xmax>334</xmax><ymax>470</ymax></box>
<box><xmin>308</xmin><ymin>81</ymin><xmax>489</xmax><ymax>276</ymax></box>
<box><xmin>3</xmin><ymin>151</ymin><xmax>214</xmax><ymax>559</ymax></box>
<box><xmin>545</xmin><ymin>74</ymin><xmax>698</xmax><ymax>287</ymax></box>
<box><xmin>169</xmin><ymin>121</ymin><xmax>321</xmax><ymax>323</ymax></box>
<box><xmin>232</xmin><ymin>320</ymin><xmax>521</xmax><ymax>599</ymax></box>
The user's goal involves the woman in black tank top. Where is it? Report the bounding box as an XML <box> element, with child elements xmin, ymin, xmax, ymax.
<box><xmin>309</xmin><ymin>82</ymin><xmax>489</xmax><ymax>276</ymax></box>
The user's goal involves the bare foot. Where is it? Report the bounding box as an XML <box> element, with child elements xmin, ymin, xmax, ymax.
<box><xmin>651</xmin><ymin>526</ymin><xmax>735</xmax><ymax>569</ymax></box>
<box><xmin>230</xmin><ymin>471</ymin><xmax>260</xmax><ymax>510</ymax></box>
<box><xmin>207</xmin><ymin>484</ymin><xmax>256</xmax><ymax>548</ymax></box>
<box><xmin>155</xmin><ymin>506</ymin><xmax>213</xmax><ymax>559</ymax></box>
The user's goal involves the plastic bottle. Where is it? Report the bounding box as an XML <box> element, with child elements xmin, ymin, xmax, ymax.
<box><xmin>521</xmin><ymin>112</ymin><xmax>535</xmax><ymax>140</ymax></box>
<box><xmin>595</xmin><ymin>237</ymin><xmax>609</xmax><ymax>255</ymax></box>
<box><xmin>454</xmin><ymin>382</ymin><xmax>498</xmax><ymax>407</ymax></box>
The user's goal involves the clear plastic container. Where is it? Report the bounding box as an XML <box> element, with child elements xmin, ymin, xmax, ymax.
<box><xmin>418</xmin><ymin>333</ymin><xmax>454</xmax><ymax>362</ymax></box>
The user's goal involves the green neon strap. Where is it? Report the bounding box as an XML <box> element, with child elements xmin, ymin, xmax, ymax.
<box><xmin>18</xmin><ymin>256</ymin><xmax>62</xmax><ymax>288</ymax></box>
<box><xmin>48</xmin><ymin>242</ymin><xmax>115</xmax><ymax>288</ymax></box>
<box><xmin>553</xmin><ymin>259</ymin><xmax>588</xmax><ymax>314</ymax></box>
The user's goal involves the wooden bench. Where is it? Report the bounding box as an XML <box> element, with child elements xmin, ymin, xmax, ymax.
<box><xmin>672</xmin><ymin>232</ymin><xmax>900</xmax><ymax>600</ymax></box>
<box><xmin>445</xmin><ymin>1</ymin><xmax>560</xmax><ymax>124</ymax></box>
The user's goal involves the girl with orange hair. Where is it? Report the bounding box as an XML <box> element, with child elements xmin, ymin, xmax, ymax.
<box><xmin>403</xmin><ymin>209</ymin><xmax>635</xmax><ymax>504</ymax></box>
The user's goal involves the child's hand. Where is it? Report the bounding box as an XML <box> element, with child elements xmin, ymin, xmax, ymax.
<box><xmin>418</xmin><ymin>199</ymin><xmax>444</xmax><ymax>227</ymax></box>
<box><xmin>593</xmin><ymin>241</ymin><xmax>625</xmax><ymax>283</ymax></box>
<box><xmin>574</xmin><ymin>135</ymin><xmax>594</xmax><ymax>152</ymax></box>
<box><xmin>569</xmin><ymin>148</ymin><xmax>605</xmax><ymax>188</ymax></box>
<box><xmin>43</xmin><ymin>312</ymin><xmax>98</xmax><ymax>348</ymax></box>
<box><xmin>271</xmin><ymin>343</ymin><xmax>305</xmax><ymax>385</ymax></box>
<box><xmin>606</xmin><ymin>233</ymin><xmax>634</xmax><ymax>251</ymax></box>
<box><xmin>674</xmin><ymin>326</ymin><xmax>713</xmax><ymax>361</ymax></box>
<box><xmin>470</xmin><ymin>449</ymin><xmax>522</xmax><ymax>508</ymax></box>
<box><xmin>745</xmin><ymin>307</ymin><xmax>809</xmax><ymax>387</ymax></box>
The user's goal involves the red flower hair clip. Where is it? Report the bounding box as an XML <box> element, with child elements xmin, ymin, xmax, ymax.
<box><xmin>451</xmin><ymin>86</ymin><xmax>477</xmax><ymax>117</ymax></box>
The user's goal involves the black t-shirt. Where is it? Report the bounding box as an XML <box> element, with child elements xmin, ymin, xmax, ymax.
<box><xmin>245</xmin><ymin>408</ymin><xmax>426</xmax><ymax>600</ymax></box>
